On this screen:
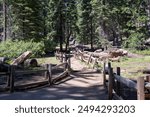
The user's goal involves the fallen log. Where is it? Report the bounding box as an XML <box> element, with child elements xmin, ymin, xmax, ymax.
<box><xmin>11</xmin><ymin>51</ymin><xmax>32</xmax><ymax>65</ymax></box>
<box><xmin>109</xmin><ymin>49</ymin><xmax>128</xmax><ymax>58</ymax></box>
<box><xmin>24</xmin><ymin>59</ymin><xmax>38</xmax><ymax>67</ymax></box>
<box><xmin>142</xmin><ymin>69</ymin><xmax>150</xmax><ymax>74</ymax></box>
<box><xmin>109</xmin><ymin>56</ymin><xmax>120</xmax><ymax>62</ymax></box>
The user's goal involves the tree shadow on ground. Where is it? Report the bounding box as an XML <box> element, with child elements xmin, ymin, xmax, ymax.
<box><xmin>0</xmin><ymin>85</ymin><xmax>107</xmax><ymax>100</ymax></box>
<box><xmin>0</xmin><ymin>70</ymin><xmax>108</xmax><ymax>100</ymax></box>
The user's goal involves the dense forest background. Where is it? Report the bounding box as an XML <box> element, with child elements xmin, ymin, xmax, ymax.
<box><xmin>0</xmin><ymin>0</ymin><xmax>150</xmax><ymax>58</ymax></box>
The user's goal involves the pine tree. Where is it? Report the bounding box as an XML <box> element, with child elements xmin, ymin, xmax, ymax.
<box><xmin>77</xmin><ymin>0</ymin><xmax>94</xmax><ymax>49</ymax></box>
<box><xmin>10</xmin><ymin>0</ymin><xmax>45</xmax><ymax>41</ymax></box>
<box><xmin>47</xmin><ymin>0</ymin><xmax>78</xmax><ymax>52</ymax></box>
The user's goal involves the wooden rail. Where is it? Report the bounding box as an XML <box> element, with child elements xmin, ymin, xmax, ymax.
<box><xmin>0</xmin><ymin>61</ymin><xmax>70</xmax><ymax>92</ymax></box>
<box><xmin>103</xmin><ymin>62</ymin><xmax>150</xmax><ymax>100</ymax></box>
<box><xmin>74</xmin><ymin>49</ymin><xmax>99</xmax><ymax>69</ymax></box>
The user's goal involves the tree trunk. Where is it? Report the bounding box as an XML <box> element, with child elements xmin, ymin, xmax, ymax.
<box><xmin>59</xmin><ymin>2</ymin><xmax>63</xmax><ymax>52</ymax></box>
<box><xmin>90</xmin><ymin>16</ymin><xmax>93</xmax><ymax>50</ymax></box>
<box><xmin>2</xmin><ymin>0</ymin><xmax>7</xmax><ymax>41</ymax></box>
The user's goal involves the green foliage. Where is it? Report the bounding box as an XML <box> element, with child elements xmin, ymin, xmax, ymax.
<box><xmin>0</xmin><ymin>40</ymin><xmax>45</xmax><ymax>58</ymax></box>
<box><xmin>132</xmin><ymin>49</ymin><xmax>150</xmax><ymax>55</ymax></box>
<box><xmin>125</xmin><ymin>32</ymin><xmax>145</xmax><ymax>48</ymax></box>
<box><xmin>44</xmin><ymin>38</ymin><xmax>57</xmax><ymax>52</ymax></box>
<box><xmin>9</xmin><ymin>0</ymin><xmax>45</xmax><ymax>41</ymax></box>
<box><xmin>77</xmin><ymin>0</ymin><xmax>93</xmax><ymax>44</ymax></box>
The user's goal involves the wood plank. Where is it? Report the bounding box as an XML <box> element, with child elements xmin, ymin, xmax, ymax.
<box><xmin>52</xmin><ymin>70</ymin><xmax>69</xmax><ymax>84</ymax></box>
<box><xmin>15</xmin><ymin>80</ymin><xmax>48</xmax><ymax>90</ymax></box>
<box><xmin>114</xmin><ymin>74</ymin><xmax>137</xmax><ymax>90</ymax></box>
<box><xmin>52</xmin><ymin>62</ymin><xmax>67</xmax><ymax>70</ymax></box>
<box><xmin>15</xmin><ymin>69</ymin><xmax>47</xmax><ymax>75</ymax></box>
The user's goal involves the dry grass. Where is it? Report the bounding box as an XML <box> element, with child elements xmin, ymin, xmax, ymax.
<box><xmin>36</xmin><ymin>57</ymin><xmax>60</xmax><ymax>65</ymax></box>
<box><xmin>111</xmin><ymin>56</ymin><xmax>150</xmax><ymax>79</ymax></box>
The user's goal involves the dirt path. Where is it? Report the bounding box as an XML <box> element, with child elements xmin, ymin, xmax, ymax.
<box><xmin>0</xmin><ymin>57</ymin><xmax>108</xmax><ymax>100</ymax></box>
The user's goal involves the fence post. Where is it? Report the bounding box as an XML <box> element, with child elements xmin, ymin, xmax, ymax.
<box><xmin>48</xmin><ymin>64</ymin><xmax>52</xmax><ymax>85</ymax></box>
<box><xmin>10</xmin><ymin>65</ymin><xmax>15</xmax><ymax>93</ymax></box>
<box><xmin>7</xmin><ymin>66</ymin><xmax>11</xmax><ymax>87</ymax></box>
<box><xmin>103</xmin><ymin>62</ymin><xmax>106</xmax><ymax>87</ymax></box>
<box><xmin>67</xmin><ymin>55</ymin><xmax>71</xmax><ymax>71</ymax></box>
<box><xmin>146</xmin><ymin>75</ymin><xmax>150</xmax><ymax>82</ymax></box>
<box><xmin>137</xmin><ymin>77</ymin><xmax>145</xmax><ymax>100</ymax></box>
<box><xmin>108</xmin><ymin>67</ymin><xmax>114</xmax><ymax>100</ymax></box>
<box><xmin>60</xmin><ymin>52</ymin><xmax>63</xmax><ymax>63</ymax></box>
<box><xmin>108</xmin><ymin>62</ymin><xmax>111</xmax><ymax>69</ymax></box>
<box><xmin>116</xmin><ymin>67</ymin><xmax>121</xmax><ymax>96</ymax></box>
<box><xmin>45</xmin><ymin>64</ymin><xmax>49</xmax><ymax>79</ymax></box>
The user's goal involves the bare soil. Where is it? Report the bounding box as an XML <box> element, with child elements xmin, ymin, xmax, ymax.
<box><xmin>0</xmin><ymin>57</ymin><xmax>108</xmax><ymax>100</ymax></box>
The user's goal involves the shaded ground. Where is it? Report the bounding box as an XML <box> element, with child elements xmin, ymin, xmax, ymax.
<box><xmin>0</xmin><ymin>57</ymin><xmax>108</xmax><ymax>100</ymax></box>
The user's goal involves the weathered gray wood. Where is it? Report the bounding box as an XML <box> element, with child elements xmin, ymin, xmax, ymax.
<box><xmin>15</xmin><ymin>80</ymin><xmax>48</xmax><ymax>90</ymax></box>
<box><xmin>52</xmin><ymin>70</ymin><xmax>69</xmax><ymax>84</ymax></box>
<box><xmin>108</xmin><ymin>68</ymin><xmax>114</xmax><ymax>100</ymax></box>
<box><xmin>67</xmin><ymin>56</ymin><xmax>71</xmax><ymax>70</ymax></box>
<box><xmin>15</xmin><ymin>69</ymin><xmax>47</xmax><ymax>75</ymax></box>
<box><xmin>114</xmin><ymin>74</ymin><xmax>137</xmax><ymax>90</ymax></box>
<box><xmin>87</xmin><ymin>53</ymin><xmax>93</xmax><ymax>64</ymax></box>
<box><xmin>92</xmin><ymin>58</ymin><xmax>97</xmax><ymax>68</ymax></box>
<box><xmin>137</xmin><ymin>77</ymin><xmax>145</xmax><ymax>100</ymax></box>
<box><xmin>7</xmin><ymin>67</ymin><xmax>10</xmax><ymax>87</ymax></box>
<box><xmin>116</xmin><ymin>67</ymin><xmax>121</xmax><ymax>96</ymax></box>
<box><xmin>103</xmin><ymin>62</ymin><xmax>106</xmax><ymax>87</ymax></box>
<box><xmin>48</xmin><ymin>64</ymin><xmax>52</xmax><ymax>85</ymax></box>
<box><xmin>11</xmin><ymin>51</ymin><xmax>32</xmax><ymax>65</ymax></box>
<box><xmin>52</xmin><ymin>62</ymin><xmax>67</xmax><ymax>70</ymax></box>
<box><xmin>10</xmin><ymin>65</ymin><xmax>15</xmax><ymax>93</ymax></box>
<box><xmin>45</xmin><ymin>64</ymin><xmax>49</xmax><ymax>79</ymax></box>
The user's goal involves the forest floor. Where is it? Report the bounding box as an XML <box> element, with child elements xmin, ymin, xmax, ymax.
<box><xmin>0</xmin><ymin>57</ymin><xmax>108</xmax><ymax>100</ymax></box>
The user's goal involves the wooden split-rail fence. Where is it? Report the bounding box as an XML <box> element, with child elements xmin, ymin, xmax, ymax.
<box><xmin>73</xmin><ymin>49</ymin><xmax>101</xmax><ymax>68</ymax></box>
<box><xmin>0</xmin><ymin>60</ymin><xmax>71</xmax><ymax>93</ymax></box>
<box><xmin>103</xmin><ymin>62</ymin><xmax>150</xmax><ymax>100</ymax></box>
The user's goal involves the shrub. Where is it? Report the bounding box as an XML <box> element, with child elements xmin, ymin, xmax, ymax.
<box><xmin>44</xmin><ymin>38</ymin><xmax>57</xmax><ymax>52</ymax></box>
<box><xmin>0</xmin><ymin>40</ymin><xmax>45</xmax><ymax>58</ymax></box>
